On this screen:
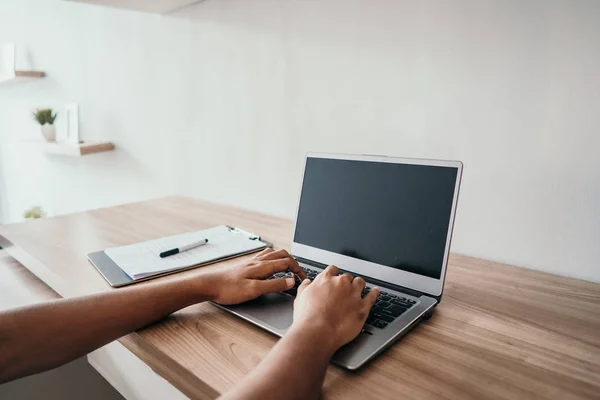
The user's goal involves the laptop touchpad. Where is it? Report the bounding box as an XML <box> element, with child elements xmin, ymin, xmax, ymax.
<box><xmin>227</xmin><ymin>293</ymin><xmax>294</xmax><ymax>331</ymax></box>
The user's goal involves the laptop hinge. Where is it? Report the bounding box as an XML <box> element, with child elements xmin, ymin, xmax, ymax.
<box><xmin>293</xmin><ymin>256</ymin><xmax>439</xmax><ymax>301</ymax></box>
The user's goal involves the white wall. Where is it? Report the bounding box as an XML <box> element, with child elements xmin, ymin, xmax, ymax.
<box><xmin>0</xmin><ymin>0</ymin><xmax>598</xmax><ymax>282</ymax></box>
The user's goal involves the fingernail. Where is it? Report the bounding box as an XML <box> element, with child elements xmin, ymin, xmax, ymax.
<box><xmin>285</xmin><ymin>278</ymin><xmax>295</xmax><ymax>288</ymax></box>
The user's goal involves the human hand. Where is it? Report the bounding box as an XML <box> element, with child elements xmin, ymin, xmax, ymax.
<box><xmin>205</xmin><ymin>248</ymin><xmax>306</xmax><ymax>305</ymax></box>
<box><xmin>291</xmin><ymin>265</ymin><xmax>379</xmax><ymax>352</ymax></box>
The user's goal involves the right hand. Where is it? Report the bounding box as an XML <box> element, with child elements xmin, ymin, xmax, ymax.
<box><xmin>291</xmin><ymin>265</ymin><xmax>380</xmax><ymax>352</ymax></box>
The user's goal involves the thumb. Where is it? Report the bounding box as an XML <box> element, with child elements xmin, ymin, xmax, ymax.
<box><xmin>253</xmin><ymin>277</ymin><xmax>296</xmax><ymax>296</ymax></box>
<box><xmin>296</xmin><ymin>279</ymin><xmax>311</xmax><ymax>296</ymax></box>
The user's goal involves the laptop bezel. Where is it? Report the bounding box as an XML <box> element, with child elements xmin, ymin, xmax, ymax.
<box><xmin>290</xmin><ymin>152</ymin><xmax>463</xmax><ymax>297</ymax></box>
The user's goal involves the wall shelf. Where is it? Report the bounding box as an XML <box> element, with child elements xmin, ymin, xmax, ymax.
<box><xmin>0</xmin><ymin>71</ymin><xmax>46</xmax><ymax>85</ymax></box>
<box><xmin>65</xmin><ymin>0</ymin><xmax>205</xmax><ymax>14</ymax></box>
<box><xmin>39</xmin><ymin>141</ymin><xmax>115</xmax><ymax>156</ymax></box>
<box><xmin>14</xmin><ymin>70</ymin><xmax>45</xmax><ymax>78</ymax></box>
<box><xmin>1</xmin><ymin>44</ymin><xmax>45</xmax><ymax>85</ymax></box>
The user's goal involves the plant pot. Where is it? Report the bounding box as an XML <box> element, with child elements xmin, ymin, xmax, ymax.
<box><xmin>41</xmin><ymin>123</ymin><xmax>56</xmax><ymax>142</ymax></box>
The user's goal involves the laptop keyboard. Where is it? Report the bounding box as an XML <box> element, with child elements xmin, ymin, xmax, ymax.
<box><xmin>267</xmin><ymin>266</ymin><xmax>417</xmax><ymax>330</ymax></box>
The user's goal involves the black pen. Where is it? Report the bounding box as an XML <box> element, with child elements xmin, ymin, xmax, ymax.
<box><xmin>159</xmin><ymin>238</ymin><xmax>208</xmax><ymax>258</ymax></box>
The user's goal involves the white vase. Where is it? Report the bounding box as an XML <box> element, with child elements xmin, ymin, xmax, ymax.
<box><xmin>41</xmin><ymin>123</ymin><xmax>56</xmax><ymax>142</ymax></box>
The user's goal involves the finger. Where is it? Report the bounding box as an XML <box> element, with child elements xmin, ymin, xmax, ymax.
<box><xmin>363</xmin><ymin>287</ymin><xmax>380</xmax><ymax>310</ymax></box>
<box><xmin>352</xmin><ymin>277</ymin><xmax>366</xmax><ymax>292</ymax></box>
<box><xmin>255</xmin><ymin>247</ymin><xmax>275</xmax><ymax>259</ymax></box>
<box><xmin>255</xmin><ymin>249</ymin><xmax>306</xmax><ymax>280</ymax></box>
<box><xmin>323</xmin><ymin>265</ymin><xmax>339</xmax><ymax>276</ymax></box>
<box><xmin>340</xmin><ymin>273</ymin><xmax>354</xmax><ymax>283</ymax></box>
<box><xmin>247</xmin><ymin>258</ymin><xmax>300</xmax><ymax>279</ymax></box>
<box><xmin>257</xmin><ymin>248</ymin><xmax>290</xmax><ymax>261</ymax></box>
<box><xmin>296</xmin><ymin>279</ymin><xmax>311</xmax><ymax>296</ymax></box>
<box><xmin>252</xmin><ymin>277</ymin><xmax>296</xmax><ymax>296</ymax></box>
<box><xmin>277</xmin><ymin>255</ymin><xmax>305</xmax><ymax>280</ymax></box>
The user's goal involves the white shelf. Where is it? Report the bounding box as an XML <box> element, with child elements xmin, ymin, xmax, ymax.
<box><xmin>37</xmin><ymin>141</ymin><xmax>115</xmax><ymax>156</ymax></box>
<box><xmin>0</xmin><ymin>70</ymin><xmax>45</xmax><ymax>85</ymax></box>
<box><xmin>66</xmin><ymin>0</ymin><xmax>205</xmax><ymax>14</ymax></box>
<box><xmin>1</xmin><ymin>44</ymin><xmax>45</xmax><ymax>86</ymax></box>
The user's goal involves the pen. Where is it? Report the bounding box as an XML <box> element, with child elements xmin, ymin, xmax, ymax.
<box><xmin>159</xmin><ymin>238</ymin><xmax>208</xmax><ymax>258</ymax></box>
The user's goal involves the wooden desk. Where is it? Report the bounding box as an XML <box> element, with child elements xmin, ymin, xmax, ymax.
<box><xmin>0</xmin><ymin>250</ymin><xmax>58</xmax><ymax>310</ymax></box>
<box><xmin>1</xmin><ymin>196</ymin><xmax>599</xmax><ymax>400</ymax></box>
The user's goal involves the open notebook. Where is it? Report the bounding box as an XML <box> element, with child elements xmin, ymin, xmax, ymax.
<box><xmin>91</xmin><ymin>225</ymin><xmax>269</xmax><ymax>285</ymax></box>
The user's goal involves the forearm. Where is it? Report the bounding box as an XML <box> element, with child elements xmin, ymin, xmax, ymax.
<box><xmin>220</xmin><ymin>323</ymin><xmax>337</xmax><ymax>400</ymax></box>
<box><xmin>0</xmin><ymin>274</ymin><xmax>212</xmax><ymax>383</ymax></box>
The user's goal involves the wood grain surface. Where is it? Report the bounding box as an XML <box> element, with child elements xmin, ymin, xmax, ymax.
<box><xmin>0</xmin><ymin>250</ymin><xmax>58</xmax><ymax>310</ymax></box>
<box><xmin>1</xmin><ymin>196</ymin><xmax>599</xmax><ymax>399</ymax></box>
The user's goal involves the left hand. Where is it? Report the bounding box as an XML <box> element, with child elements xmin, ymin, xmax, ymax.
<box><xmin>204</xmin><ymin>248</ymin><xmax>306</xmax><ymax>305</ymax></box>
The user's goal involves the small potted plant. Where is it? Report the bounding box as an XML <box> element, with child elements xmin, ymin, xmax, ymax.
<box><xmin>23</xmin><ymin>206</ymin><xmax>45</xmax><ymax>219</ymax></box>
<box><xmin>33</xmin><ymin>108</ymin><xmax>58</xmax><ymax>141</ymax></box>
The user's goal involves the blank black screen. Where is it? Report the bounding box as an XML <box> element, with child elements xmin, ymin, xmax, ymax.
<box><xmin>294</xmin><ymin>158</ymin><xmax>458</xmax><ymax>279</ymax></box>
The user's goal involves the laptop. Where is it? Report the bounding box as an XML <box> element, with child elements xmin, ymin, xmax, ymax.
<box><xmin>214</xmin><ymin>153</ymin><xmax>463</xmax><ymax>370</ymax></box>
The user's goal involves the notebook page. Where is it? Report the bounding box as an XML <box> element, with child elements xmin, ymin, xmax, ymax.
<box><xmin>105</xmin><ymin>225</ymin><xmax>265</xmax><ymax>279</ymax></box>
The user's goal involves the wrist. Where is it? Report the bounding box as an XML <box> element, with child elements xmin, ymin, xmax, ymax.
<box><xmin>178</xmin><ymin>271</ymin><xmax>218</xmax><ymax>304</ymax></box>
<box><xmin>287</xmin><ymin>320</ymin><xmax>340</xmax><ymax>357</ymax></box>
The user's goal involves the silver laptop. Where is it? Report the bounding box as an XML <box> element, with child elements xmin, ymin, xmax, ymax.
<box><xmin>215</xmin><ymin>153</ymin><xmax>463</xmax><ymax>370</ymax></box>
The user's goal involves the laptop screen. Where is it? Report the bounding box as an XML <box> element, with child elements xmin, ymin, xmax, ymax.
<box><xmin>293</xmin><ymin>157</ymin><xmax>458</xmax><ymax>279</ymax></box>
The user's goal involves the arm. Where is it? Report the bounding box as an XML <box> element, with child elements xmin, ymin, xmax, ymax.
<box><xmin>220</xmin><ymin>265</ymin><xmax>380</xmax><ymax>400</ymax></box>
<box><xmin>0</xmin><ymin>248</ymin><xmax>305</xmax><ymax>384</ymax></box>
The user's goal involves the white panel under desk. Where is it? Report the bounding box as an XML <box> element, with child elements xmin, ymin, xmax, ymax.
<box><xmin>88</xmin><ymin>341</ymin><xmax>189</xmax><ymax>400</ymax></box>
<box><xmin>65</xmin><ymin>0</ymin><xmax>204</xmax><ymax>14</ymax></box>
